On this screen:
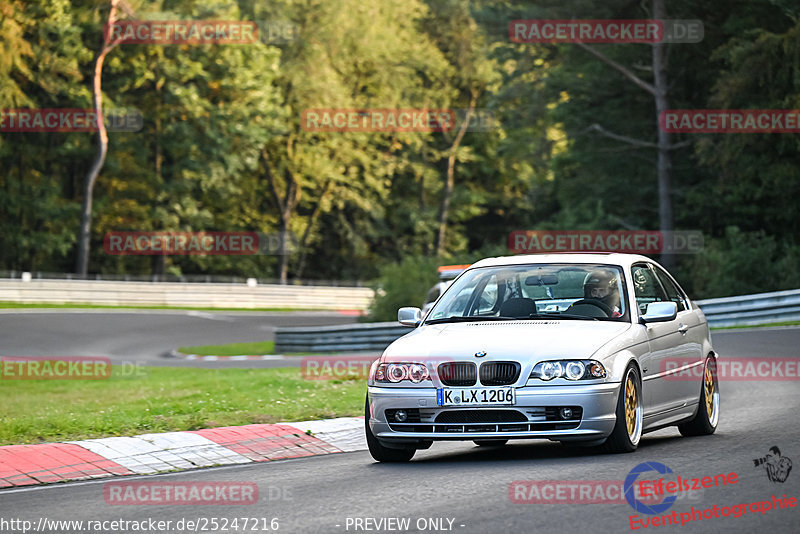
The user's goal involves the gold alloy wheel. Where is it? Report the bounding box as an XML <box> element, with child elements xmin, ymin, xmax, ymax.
<box><xmin>625</xmin><ymin>374</ymin><xmax>638</xmax><ymax>437</ymax></box>
<box><xmin>704</xmin><ymin>364</ymin><xmax>715</xmax><ymax>419</ymax></box>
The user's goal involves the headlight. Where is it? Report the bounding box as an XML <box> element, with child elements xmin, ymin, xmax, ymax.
<box><xmin>373</xmin><ymin>362</ymin><xmax>431</xmax><ymax>383</ymax></box>
<box><xmin>541</xmin><ymin>361</ymin><xmax>563</xmax><ymax>380</ymax></box>
<box><xmin>565</xmin><ymin>361</ymin><xmax>585</xmax><ymax>380</ymax></box>
<box><xmin>387</xmin><ymin>364</ymin><xmax>407</xmax><ymax>382</ymax></box>
<box><xmin>530</xmin><ymin>360</ymin><xmax>606</xmax><ymax>381</ymax></box>
<box><xmin>408</xmin><ymin>363</ymin><xmax>428</xmax><ymax>383</ymax></box>
<box><xmin>588</xmin><ymin>361</ymin><xmax>606</xmax><ymax>378</ymax></box>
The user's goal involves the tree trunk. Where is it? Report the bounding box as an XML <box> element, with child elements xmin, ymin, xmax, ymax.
<box><xmin>576</xmin><ymin>0</ymin><xmax>677</xmax><ymax>268</ymax></box>
<box><xmin>277</xmin><ymin>169</ymin><xmax>298</xmax><ymax>284</ymax></box>
<box><xmin>262</xmin><ymin>150</ymin><xmax>298</xmax><ymax>284</ymax></box>
<box><xmin>435</xmin><ymin>94</ymin><xmax>477</xmax><ymax>258</ymax></box>
<box><xmin>652</xmin><ymin>0</ymin><xmax>674</xmax><ymax>268</ymax></box>
<box><xmin>151</xmin><ymin>107</ymin><xmax>165</xmax><ymax>278</ymax></box>
<box><xmin>75</xmin><ymin>0</ymin><xmax>120</xmax><ymax>275</ymax></box>
<box><xmin>294</xmin><ymin>179</ymin><xmax>332</xmax><ymax>280</ymax></box>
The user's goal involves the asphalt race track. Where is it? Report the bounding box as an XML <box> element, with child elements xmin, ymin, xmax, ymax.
<box><xmin>0</xmin><ymin>310</ymin><xmax>358</xmax><ymax>368</ymax></box>
<box><xmin>0</xmin><ymin>321</ymin><xmax>799</xmax><ymax>533</ymax></box>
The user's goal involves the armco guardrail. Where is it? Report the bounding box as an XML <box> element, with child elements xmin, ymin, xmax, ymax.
<box><xmin>695</xmin><ymin>288</ymin><xmax>800</xmax><ymax>328</ymax></box>
<box><xmin>0</xmin><ymin>279</ymin><xmax>374</xmax><ymax>311</ymax></box>
<box><xmin>274</xmin><ymin>289</ymin><xmax>800</xmax><ymax>352</ymax></box>
<box><xmin>275</xmin><ymin>322</ymin><xmax>408</xmax><ymax>352</ymax></box>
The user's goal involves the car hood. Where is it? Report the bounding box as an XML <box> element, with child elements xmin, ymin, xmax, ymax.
<box><xmin>383</xmin><ymin>320</ymin><xmax>632</xmax><ymax>362</ymax></box>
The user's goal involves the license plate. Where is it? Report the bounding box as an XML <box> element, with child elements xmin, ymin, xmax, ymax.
<box><xmin>436</xmin><ymin>387</ymin><xmax>516</xmax><ymax>406</ymax></box>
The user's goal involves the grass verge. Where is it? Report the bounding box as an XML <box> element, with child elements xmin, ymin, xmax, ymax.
<box><xmin>177</xmin><ymin>341</ymin><xmax>276</xmax><ymax>356</ymax></box>
<box><xmin>0</xmin><ymin>366</ymin><xmax>364</xmax><ymax>445</ymax></box>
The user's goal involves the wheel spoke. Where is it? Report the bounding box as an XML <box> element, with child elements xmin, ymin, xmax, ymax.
<box><xmin>625</xmin><ymin>376</ymin><xmax>637</xmax><ymax>436</ymax></box>
<box><xmin>705</xmin><ymin>364</ymin><xmax>716</xmax><ymax>419</ymax></box>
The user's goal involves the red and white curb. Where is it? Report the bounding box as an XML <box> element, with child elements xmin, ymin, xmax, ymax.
<box><xmin>0</xmin><ymin>417</ymin><xmax>365</xmax><ymax>488</ymax></box>
<box><xmin>175</xmin><ymin>353</ymin><xmax>288</xmax><ymax>361</ymax></box>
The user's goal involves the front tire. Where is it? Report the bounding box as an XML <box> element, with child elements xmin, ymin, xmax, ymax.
<box><xmin>601</xmin><ymin>364</ymin><xmax>642</xmax><ymax>453</ymax></box>
<box><xmin>365</xmin><ymin>397</ymin><xmax>415</xmax><ymax>462</ymax></box>
<box><xmin>678</xmin><ymin>356</ymin><xmax>719</xmax><ymax>436</ymax></box>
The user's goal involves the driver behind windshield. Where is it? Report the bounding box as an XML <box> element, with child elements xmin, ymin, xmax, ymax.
<box><xmin>583</xmin><ymin>270</ymin><xmax>622</xmax><ymax>317</ymax></box>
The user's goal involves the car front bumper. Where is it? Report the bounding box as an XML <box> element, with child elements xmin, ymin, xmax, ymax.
<box><xmin>367</xmin><ymin>382</ymin><xmax>620</xmax><ymax>444</ymax></box>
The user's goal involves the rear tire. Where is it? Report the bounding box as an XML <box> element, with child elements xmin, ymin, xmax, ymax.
<box><xmin>601</xmin><ymin>364</ymin><xmax>642</xmax><ymax>453</ymax></box>
<box><xmin>365</xmin><ymin>397</ymin><xmax>415</xmax><ymax>462</ymax></box>
<box><xmin>473</xmin><ymin>440</ymin><xmax>508</xmax><ymax>447</ymax></box>
<box><xmin>678</xmin><ymin>356</ymin><xmax>719</xmax><ymax>437</ymax></box>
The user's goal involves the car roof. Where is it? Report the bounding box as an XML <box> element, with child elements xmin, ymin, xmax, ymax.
<box><xmin>468</xmin><ymin>252</ymin><xmax>661</xmax><ymax>270</ymax></box>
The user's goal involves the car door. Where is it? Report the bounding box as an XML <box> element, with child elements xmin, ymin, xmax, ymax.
<box><xmin>652</xmin><ymin>265</ymin><xmax>705</xmax><ymax>407</ymax></box>
<box><xmin>632</xmin><ymin>263</ymin><xmax>691</xmax><ymax>420</ymax></box>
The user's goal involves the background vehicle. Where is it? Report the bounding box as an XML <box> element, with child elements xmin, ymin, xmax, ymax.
<box><xmin>421</xmin><ymin>264</ymin><xmax>470</xmax><ymax>314</ymax></box>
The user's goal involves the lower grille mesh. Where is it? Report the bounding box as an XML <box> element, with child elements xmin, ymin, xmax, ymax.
<box><xmin>386</xmin><ymin>406</ymin><xmax>583</xmax><ymax>433</ymax></box>
<box><xmin>434</xmin><ymin>410</ymin><xmax>527</xmax><ymax>423</ymax></box>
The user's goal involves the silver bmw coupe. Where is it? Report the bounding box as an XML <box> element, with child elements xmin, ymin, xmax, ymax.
<box><xmin>365</xmin><ymin>253</ymin><xmax>720</xmax><ymax>462</ymax></box>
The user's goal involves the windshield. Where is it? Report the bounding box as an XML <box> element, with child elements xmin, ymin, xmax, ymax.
<box><xmin>426</xmin><ymin>263</ymin><xmax>629</xmax><ymax>323</ymax></box>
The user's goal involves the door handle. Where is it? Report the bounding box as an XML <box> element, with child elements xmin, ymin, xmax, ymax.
<box><xmin>678</xmin><ymin>324</ymin><xmax>689</xmax><ymax>334</ymax></box>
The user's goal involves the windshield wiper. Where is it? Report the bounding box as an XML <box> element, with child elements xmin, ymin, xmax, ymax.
<box><xmin>526</xmin><ymin>312</ymin><xmax>600</xmax><ymax>321</ymax></box>
<box><xmin>425</xmin><ymin>315</ymin><xmax>520</xmax><ymax>325</ymax></box>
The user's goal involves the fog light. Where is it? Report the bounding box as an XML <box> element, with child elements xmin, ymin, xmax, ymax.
<box><xmin>394</xmin><ymin>410</ymin><xmax>408</xmax><ymax>422</ymax></box>
<box><xmin>560</xmin><ymin>407</ymin><xmax>573</xmax><ymax>420</ymax></box>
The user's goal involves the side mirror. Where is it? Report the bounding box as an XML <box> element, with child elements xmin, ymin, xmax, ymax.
<box><xmin>640</xmin><ymin>301</ymin><xmax>678</xmax><ymax>323</ymax></box>
<box><xmin>398</xmin><ymin>307</ymin><xmax>422</xmax><ymax>327</ymax></box>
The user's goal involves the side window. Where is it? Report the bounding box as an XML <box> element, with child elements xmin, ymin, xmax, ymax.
<box><xmin>654</xmin><ymin>268</ymin><xmax>688</xmax><ymax>312</ymax></box>
<box><xmin>631</xmin><ymin>264</ymin><xmax>667</xmax><ymax>315</ymax></box>
<box><xmin>435</xmin><ymin>285</ymin><xmax>472</xmax><ymax>318</ymax></box>
<box><xmin>475</xmin><ymin>275</ymin><xmax>498</xmax><ymax>314</ymax></box>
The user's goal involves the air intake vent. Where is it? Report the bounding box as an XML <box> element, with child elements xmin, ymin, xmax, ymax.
<box><xmin>434</xmin><ymin>410</ymin><xmax>527</xmax><ymax>423</ymax></box>
<box><xmin>469</xmin><ymin>321</ymin><xmax>554</xmax><ymax>326</ymax></box>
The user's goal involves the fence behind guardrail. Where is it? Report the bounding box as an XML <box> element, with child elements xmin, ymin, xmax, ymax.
<box><xmin>0</xmin><ymin>279</ymin><xmax>374</xmax><ymax>311</ymax></box>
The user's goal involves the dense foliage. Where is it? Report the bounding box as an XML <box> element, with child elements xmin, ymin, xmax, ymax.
<box><xmin>1</xmin><ymin>0</ymin><xmax>797</xmax><ymax>299</ymax></box>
